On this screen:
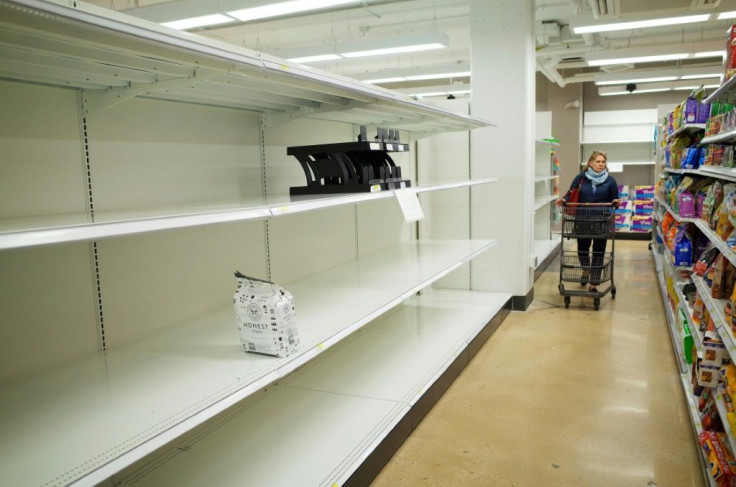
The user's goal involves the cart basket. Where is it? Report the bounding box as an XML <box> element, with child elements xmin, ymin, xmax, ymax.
<box><xmin>562</xmin><ymin>203</ymin><xmax>615</xmax><ymax>239</ymax></box>
<box><xmin>560</xmin><ymin>251</ymin><xmax>614</xmax><ymax>284</ymax></box>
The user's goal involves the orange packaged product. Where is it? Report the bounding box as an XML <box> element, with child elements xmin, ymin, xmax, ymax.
<box><xmin>699</xmin><ymin>430</ymin><xmax>736</xmax><ymax>486</ymax></box>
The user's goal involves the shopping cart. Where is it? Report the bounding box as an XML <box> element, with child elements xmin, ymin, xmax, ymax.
<box><xmin>558</xmin><ymin>202</ymin><xmax>617</xmax><ymax>310</ymax></box>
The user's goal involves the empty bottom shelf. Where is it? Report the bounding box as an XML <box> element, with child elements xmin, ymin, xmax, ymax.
<box><xmin>118</xmin><ymin>289</ymin><xmax>510</xmax><ymax>487</ymax></box>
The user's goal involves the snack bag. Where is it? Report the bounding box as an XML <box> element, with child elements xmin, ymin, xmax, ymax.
<box><xmin>695</xmin><ymin>243</ymin><xmax>719</xmax><ymax>276</ymax></box>
<box><xmin>233</xmin><ymin>271</ymin><xmax>299</xmax><ymax>358</ymax></box>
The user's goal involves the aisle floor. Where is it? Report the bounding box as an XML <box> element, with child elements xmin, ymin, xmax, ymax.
<box><xmin>371</xmin><ymin>240</ymin><xmax>705</xmax><ymax>487</ymax></box>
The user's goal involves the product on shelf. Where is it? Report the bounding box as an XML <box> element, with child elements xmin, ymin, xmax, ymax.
<box><xmin>631</xmin><ymin>215</ymin><xmax>652</xmax><ymax>233</ymax></box>
<box><xmin>673</xmin><ymin>226</ymin><xmax>694</xmax><ymax>266</ymax></box>
<box><xmin>699</xmin><ymin>430</ymin><xmax>736</xmax><ymax>487</ymax></box>
<box><xmin>704</xmin><ymin>340</ymin><xmax>730</xmax><ymax>367</ymax></box>
<box><xmin>614</xmin><ymin>213</ymin><xmax>632</xmax><ymax>231</ymax></box>
<box><xmin>703</xmin><ymin>182</ymin><xmax>725</xmax><ymax>227</ymax></box>
<box><xmin>635</xmin><ymin>185</ymin><xmax>655</xmax><ymax>200</ymax></box>
<box><xmin>233</xmin><ymin>272</ymin><xmax>299</xmax><ymax>358</ymax></box>
<box><xmin>724</xmin><ymin>25</ymin><xmax>736</xmax><ymax>83</ymax></box>
<box><xmin>618</xmin><ymin>185</ymin><xmax>630</xmax><ymax>199</ymax></box>
<box><xmin>696</xmin><ymin>244</ymin><xmax>720</xmax><ymax>276</ymax></box>
<box><xmin>287</xmin><ymin>127</ymin><xmax>411</xmax><ymax>195</ymax></box>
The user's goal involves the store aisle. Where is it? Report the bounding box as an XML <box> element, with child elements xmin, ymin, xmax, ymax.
<box><xmin>371</xmin><ymin>240</ymin><xmax>705</xmax><ymax>487</ymax></box>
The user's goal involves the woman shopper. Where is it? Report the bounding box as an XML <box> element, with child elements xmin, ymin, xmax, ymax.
<box><xmin>556</xmin><ymin>151</ymin><xmax>620</xmax><ymax>292</ymax></box>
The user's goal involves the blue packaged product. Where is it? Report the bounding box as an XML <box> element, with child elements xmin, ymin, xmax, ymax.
<box><xmin>674</xmin><ymin>230</ymin><xmax>693</xmax><ymax>267</ymax></box>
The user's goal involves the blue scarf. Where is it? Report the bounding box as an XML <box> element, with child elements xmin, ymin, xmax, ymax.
<box><xmin>586</xmin><ymin>168</ymin><xmax>608</xmax><ymax>186</ymax></box>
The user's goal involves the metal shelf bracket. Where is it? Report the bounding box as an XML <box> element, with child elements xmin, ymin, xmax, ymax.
<box><xmin>81</xmin><ymin>69</ymin><xmax>219</xmax><ymax>115</ymax></box>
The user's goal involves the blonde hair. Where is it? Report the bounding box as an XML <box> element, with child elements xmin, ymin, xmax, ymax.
<box><xmin>586</xmin><ymin>151</ymin><xmax>607</xmax><ymax>170</ymax></box>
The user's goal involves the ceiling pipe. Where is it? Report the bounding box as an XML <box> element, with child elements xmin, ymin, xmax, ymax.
<box><xmin>587</xmin><ymin>0</ymin><xmax>604</xmax><ymax>19</ymax></box>
<box><xmin>537</xmin><ymin>57</ymin><xmax>567</xmax><ymax>87</ymax></box>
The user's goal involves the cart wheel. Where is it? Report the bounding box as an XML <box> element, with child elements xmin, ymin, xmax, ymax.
<box><xmin>648</xmin><ymin>242</ymin><xmax>652</xmax><ymax>250</ymax></box>
<box><xmin>558</xmin><ymin>283</ymin><xmax>564</xmax><ymax>293</ymax></box>
<box><xmin>594</xmin><ymin>298</ymin><xmax>600</xmax><ymax>310</ymax></box>
<box><xmin>611</xmin><ymin>287</ymin><xmax>616</xmax><ymax>299</ymax></box>
<box><xmin>564</xmin><ymin>296</ymin><xmax>570</xmax><ymax>308</ymax></box>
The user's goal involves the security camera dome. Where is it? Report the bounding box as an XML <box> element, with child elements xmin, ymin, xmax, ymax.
<box><xmin>626</xmin><ymin>83</ymin><xmax>636</xmax><ymax>93</ymax></box>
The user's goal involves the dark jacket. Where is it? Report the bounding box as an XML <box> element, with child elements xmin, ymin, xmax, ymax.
<box><xmin>565</xmin><ymin>172</ymin><xmax>619</xmax><ymax>204</ymax></box>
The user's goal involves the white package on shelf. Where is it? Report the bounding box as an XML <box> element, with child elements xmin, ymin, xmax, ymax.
<box><xmin>234</xmin><ymin>273</ymin><xmax>299</xmax><ymax>358</ymax></box>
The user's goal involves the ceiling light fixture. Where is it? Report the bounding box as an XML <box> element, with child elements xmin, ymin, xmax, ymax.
<box><xmin>594</xmin><ymin>66</ymin><xmax>723</xmax><ymax>86</ymax></box>
<box><xmin>694</xmin><ymin>51</ymin><xmax>725</xmax><ymax>59</ymax></box>
<box><xmin>288</xmin><ymin>54</ymin><xmax>342</xmax><ymax>63</ymax></box>
<box><xmin>596</xmin><ymin>76</ymin><xmax>677</xmax><ymax>86</ymax></box>
<box><xmin>718</xmin><ymin>11</ymin><xmax>736</xmax><ymax>20</ymax></box>
<box><xmin>571</xmin><ymin>13</ymin><xmax>710</xmax><ymax>34</ymax></box>
<box><xmin>588</xmin><ymin>53</ymin><xmax>689</xmax><ymax>66</ymax></box>
<box><xmin>598</xmin><ymin>78</ymin><xmax>720</xmax><ymax>96</ymax></box>
<box><xmin>362</xmin><ymin>77</ymin><xmax>408</xmax><ymax>84</ymax></box>
<box><xmin>681</xmin><ymin>73</ymin><xmax>721</xmax><ymax>80</ymax></box>
<box><xmin>586</xmin><ymin>42</ymin><xmax>724</xmax><ymax>67</ymax></box>
<box><xmin>674</xmin><ymin>84</ymin><xmax>720</xmax><ymax>90</ymax></box>
<box><xmin>228</xmin><ymin>0</ymin><xmax>359</xmax><ymax>22</ymax></box>
<box><xmin>405</xmin><ymin>71</ymin><xmax>471</xmax><ymax>81</ymax></box>
<box><xmin>353</xmin><ymin>62</ymin><xmax>470</xmax><ymax>84</ymax></box>
<box><xmin>276</xmin><ymin>32</ymin><xmax>450</xmax><ymax>64</ymax></box>
<box><xmin>162</xmin><ymin>13</ymin><xmax>237</xmax><ymax>30</ymax></box>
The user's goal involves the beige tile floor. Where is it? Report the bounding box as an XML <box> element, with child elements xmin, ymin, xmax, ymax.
<box><xmin>371</xmin><ymin>240</ymin><xmax>706</xmax><ymax>487</ymax></box>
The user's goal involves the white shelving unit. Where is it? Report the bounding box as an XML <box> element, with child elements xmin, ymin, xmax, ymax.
<box><xmin>533</xmin><ymin>112</ymin><xmax>561</xmax><ymax>274</ymax></box>
<box><xmin>0</xmin><ymin>2</ymin><xmax>507</xmax><ymax>487</ymax></box>
<box><xmin>114</xmin><ymin>289</ymin><xmax>509</xmax><ymax>487</ymax></box>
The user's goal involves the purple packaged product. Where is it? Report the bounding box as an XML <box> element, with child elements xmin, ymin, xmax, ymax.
<box><xmin>697</xmin><ymin>103</ymin><xmax>711</xmax><ymax>124</ymax></box>
<box><xmin>634</xmin><ymin>186</ymin><xmax>655</xmax><ymax>199</ymax></box>
<box><xmin>679</xmin><ymin>191</ymin><xmax>696</xmax><ymax>218</ymax></box>
<box><xmin>696</xmin><ymin>193</ymin><xmax>707</xmax><ymax>218</ymax></box>
<box><xmin>631</xmin><ymin>215</ymin><xmax>652</xmax><ymax>232</ymax></box>
<box><xmin>634</xmin><ymin>200</ymin><xmax>654</xmax><ymax>214</ymax></box>
<box><xmin>684</xmin><ymin>98</ymin><xmax>698</xmax><ymax>123</ymax></box>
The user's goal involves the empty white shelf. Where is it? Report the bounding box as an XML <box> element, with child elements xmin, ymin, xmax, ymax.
<box><xmin>533</xmin><ymin>239</ymin><xmax>560</xmax><ymax>266</ymax></box>
<box><xmin>116</xmin><ymin>290</ymin><xmax>510</xmax><ymax>487</ymax></box>
<box><xmin>0</xmin><ymin>239</ymin><xmax>496</xmax><ymax>487</ymax></box>
<box><xmin>534</xmin><ymin>195</ymin><xmax>558</xmax><ymax>211</ymax></box>
<box><xmin>665</xmin><ymin>124</ymin><xmax>706</xmax><ymax>143</ymax></box>
<box><xmin>697</xmin><ymin>165</ymin><xmax>736</xmax><ymax>183</ymax></box>
<box><xmin>0</xmin><ymin>0</ymin><xmax>491</xmax><ymax>134</ymax></box>
<box><xmin>0</xmin><ymin>179</ymin><xmax>497</xmax><ymax>250</ymax></box>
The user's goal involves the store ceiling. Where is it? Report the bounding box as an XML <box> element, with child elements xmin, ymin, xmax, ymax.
<box><xmin>86</xmin><ymin>0</ymin><xmax>736</xmax><ymax>97</ymax></box>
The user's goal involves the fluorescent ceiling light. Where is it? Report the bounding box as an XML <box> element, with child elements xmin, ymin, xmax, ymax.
<box><xmin>274</xmin><ymin>32</ymin><xmax>449</xmax><ymax>64</ymax></box>
<box><xmin>718</xmin><ymin>11</ymin><xmax>736</xmax><ymax>20</ymax></box>
<box><xmin>341</xmin><ymin>43</ymin><xmax>445</xmax><ymax>58</ymax></box>
<box><xmin>674</xmin><ymin>84</ymin><xmax>720</xmax><ymax>90</ymax></box>
<box><xmin>572</xmin><ymin>14</ymin><xmax>710</xmax><ymax>34</ymax></box>
<box><xmin>594</xmin><ymin>65</ymin><xmax>723</xmax><ymax>86</ymax></box>
<box><xmin>228</xmin><ymin>0</ymin><xmax>358</xmax><ymax>22</ymax></box>
<box><xmin>597</xmin><ymin>76</ymin><xmax>676</xmax><ymax>86</ymax></box>
<box><xmin>287</xmin><ymin>54</ymin><xmax>342</xmax><ymax>63</ymax></box>
<box><xmin>363</xmin><ymin>77</ymin><xmax>408</xmax><ymax>84</ymax></box>
<box><xmin>693</xmin><ymin>51</ymin><xmax>724</xmax><ymax>59</ymax></box>
<box><xmin>161</xmin><ymin>14</ymin><xmax>236</xmax><ymax>30</ymax></box>
<box><xmin>405</xmin><ymin>71</ymin><xmax>471</xmax><ymax>81</ymax></box>
<box><xmin>589</xmin><ymin>53</ymin><xmax>688</xmax><ymax>66</ymax></box>
<box><xmin>681</xmin><ymin>73</ymin><xmax>721</xmax><ymax>79</ymax></box>
<box><xmin>398</xmin><ymin>82</ymin><xmax>470</xmax><ymax>98</ymax></box>
<box><xmin>636</xmin><ymin>87</ymin><xmax>671</xmax><ymax>93</ymax></box>
<box><xmin>600</xmin><ymin>91</ymin><xmax>630</xmax><ymax>96</ymax></box>
<box><xmin>412</xmin><ymin>91</ymin><xmax>448</xmax><ymax>98</ymax></box>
